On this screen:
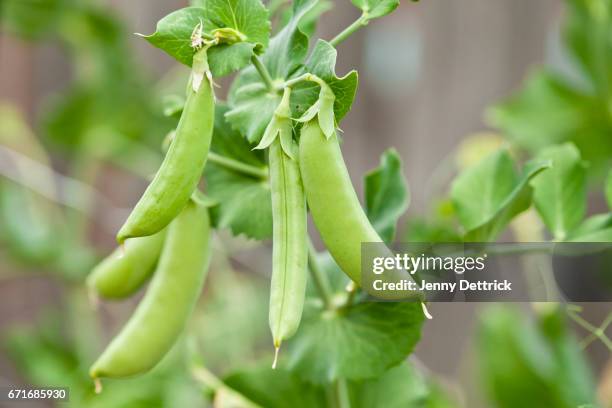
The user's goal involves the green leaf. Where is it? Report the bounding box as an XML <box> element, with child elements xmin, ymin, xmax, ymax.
<box><xmin>487</xmin><ymin>70</ymin><xmax>611</xmax><ymax>176</ymax></box>
<box><xmin>224</xmin><ymin>360</ymin><xmax>454</xmax><ymax>408</ymax></box>
<box><xmin>224</xmin><ymin>364</ymin><xmax>326</xmax><ymax>408</ymax></box>
<box><xmin>261</xmin><ymin>0</ymin><xmax>318</xmax><ymax>79</ymax></box>
<box><xmin>277</xmin><ymin>0</ymin><xmax>333</xmax><ymax>37</ymax></box>
<box><xmin>567</xmin><ymin>213</ymin><xmax>612</xmax><ymax>242</ymax></box>
<box><xmin>297</xmin><ymin>0</ymin><xmax>334</xmax><ymax>37</ymax></box>
<box><xmin>350</xmin><ymin>0</ymin><xmax>400</xmax><ymax>20</ymax></box>
<box><xmin>488</xmin><ymin>71</ymin><xmax>597</xmax><ymax>151</ymax></box>
<box><xmin>452</xmin><ymin>149</ymin><xmax>518</xmax><ymax>231</ymax></box>
<box><xmin>364</xmin><ymin>149</ymin><xmax>409</xmax><ymax>242</ymax></box>
<box><xmin>451</xmin><ymin>149</ymin><xmax>549</xmax><ymax>241</ymax></box>
<box><xmin>538</xmin><ymin>309</ymin><xmax>598</xmax><ymax>406</ymax></box>
<box><xmin>205</xmin><ymin>105</ymin><xmax>272</xmax><ymax>239</ymax></box>
<box><xmin>144</xmin><ymin>2</ymin><xmax>270</xmax><ymax>77</ymax></box>
<box><xmin>291</xmin><ymin>40</ymin><xmax>359</xmax><ymax>123</ymax></box>
<box><xmin>350</xmin><ymin>362</ymin><xmax>456</xmax><ymax>407</ymax></box>
<box><xmin>404</xmin><ymin>218</ymin><xmax>462</xmax><ymax>243</ymax></box>
<box><xmin>144</xmin><ymin>8</ymin><xmax>206</xmax><ymax>66</ymax></box>
<box><xmin>208</xmin><ymin>42</ymin><xmax>259</xmax><ymax>78</ymax></box>
<box><xmin>478</xmin><ymin>305</ymin><xmax>597</xmax><ymax>408</ymax></box>
<box><xmin>606</xmin><ymin>168</ymin><xmax>612</xmax><ymax>209</ymax></box>
<box><xmin>466</xmin><ymin>161</ymin><xmax>550</xmax><ymax>242</ymax></box>
<box><xmin>564</xmin><ymin>0</ymin><xmax>612</xmax><ymax>94</ymax></box>
<box><xmin>530</xmin><ymin>143</ymin><xmax>587</xmax><ymax>240</ymax></box>
<box><xmin>286</xmin><ymin>301</ymin><xmax>424</xmax><ymax>384</ymax></box>
<box><xmin>226</xmin><ymin>0</ymin><xmax>320</xmax><ymax>142</ymax></box>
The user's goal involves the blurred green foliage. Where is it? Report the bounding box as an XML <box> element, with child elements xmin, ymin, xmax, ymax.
<box><xmin>488</xmin><ymin>0</ymin><xmax>612</xmax><ymax>179</ymax></box>
<box><xmin>478</xmin><ymin>306</ymin><xmax>597</xmax><ymax>408</ymax></box>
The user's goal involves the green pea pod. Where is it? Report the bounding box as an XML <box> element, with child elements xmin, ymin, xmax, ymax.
<box><xmin>299</xmin><ymin>120</ymin><xmax>382</xmax><ymax>285</ymax></box>
<box><xmin>263</xmin><ymin>89</ymin><xmax>308</xmax><ymax>358</ymax></box>
<box><xmin>90</xmin><ymin>199</ymin><xmax>211</xmax><ymax>381</ymax></box>
<box><xmin>116</xmin><ymin>49</ymin><xmax>214</xmax><ymax>243</ymax></box>
<box><xmin>86</xmin><ymin>229</ymin><xmax>166</xmax><ymax>300</ymax></box>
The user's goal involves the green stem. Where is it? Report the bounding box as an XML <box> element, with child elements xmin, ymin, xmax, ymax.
<box><xmin>192</xmin><ymin>365</ymin><xmax>263</xmax><ymax>408</ymax></box>
<box><xmin>283</xmin><ymin>73</ymin><xmax>319</xmax><ymax>89</ymax></box>
<box><xmin>208</xmin><ymin>152</ymin><xmax>268</xmax><ymax>180</ymax></box>
<box><xmin>330</xmin><ymin>15</ymin><xmax>368</xmax><ymax>47</ymax></box>
<box><xmin>568</xmin><ymin>310</ymin><xmax>612</xmax><ymax>351</ymax></box>
<box><xmin>308</xmin><ymin>239</ymin><xmax>333</xmax><ymax>309</ymax></box>
<box><xmin>335</xmin><ymin>378</ymin><xmax>351</xmax><ymax>408</ymax></box>
<box><xmin>251</xmin><ymin>54</ymin><xmax>276</xmax><ymax>92</ymax></box>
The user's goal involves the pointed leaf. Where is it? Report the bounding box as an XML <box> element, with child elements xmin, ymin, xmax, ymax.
<box><xmin>452</xmin><ymin>149</ymin><xmax>549</xmax><ymax>241</ymax></box>
<box><xmin>567</xmin><ymin>213</ymin><xmax>612</xmax><ymax>242</ymax></box>
<box><xmin>451</xmin><ymin>149</ymin><xmax>519</xmax><ymax>231</ymax></box>
<box><xmin>254</xmin><ymin>122</ymin><xmax>280</xmax><ymax>150</ymax></box>
<box><xmin>465</xmin><ymin>160</ymin><xmax>550</xmax><ymax>242</ymax></box>
<box><xmin>144</xmin><ymin>2</ymin><xmax>269</xmax><ymax>77</ymax></box>
<box><xmin>530</xmin><ymin>143</ymin><xmax>587</xmax><ymax>240</ymax></box>
<box><xmin>365</xmin><ymin>149</ymin><xmax>409</xmax><ymax>243</ymax></box>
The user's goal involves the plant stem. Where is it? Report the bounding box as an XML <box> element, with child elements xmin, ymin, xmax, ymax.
<box><xmin>330</xmin><ymin>15</ymin><xmax>368</xmax><ymax>47</ymax></box>
<box><xmin>568</xmin><ymin>309</ymin><xmax>612</xmax><ymax>351</ymax></box>
<box><xmin>283</xmin><ymin>73</ymin><xmax>317</xmax><ymax>89</ymax></box>
<box><xmin>208</xmin><ymin>152</ymin><xmax>268</xmax><ymax>179</ymax></box>
<box><xmin>335</xmin><ymin>378</ymin><xmax>351</xmax><ymax>408</ymax></box>
<box><xmin>251</xmin><ymin>54</ymin><xmax>276</xmax><ymax>92</ymax></box>
<box><xmin>581</xmin><ymin>311</ymin><xmax>612</xmax><ymax>349</ymax></box>
<box><xmin>192</xmin><ymin>365</ymin><xmax>263</xmax><ymax>408</ymax></box>
<box><xmin>308</xmin><ymin>239</ymin><xmax>334</xmax><ymax>309</ymax></box>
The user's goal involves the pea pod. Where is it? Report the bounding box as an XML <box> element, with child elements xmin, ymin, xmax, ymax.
<box><xmin>86</xmin><ymin>229</ymin><xmax>166</xmax><ymax>299</ymax></box>
<box><xmin>90</xmin><ymin>199</ymin><xmax>211</xmax><ymax>381</ymax></box>
<box><xmin>299</xmin><ymin>120</ymin><xmax>382</xmax><ymax>285</ymax></box>
<box><xmin>117</xmin><ymin>49</ymin><xmax>214</xmax><ymax>243</ymax></box>
<box><xmin>259</xmin><ymin>89</ymin><xmax>308</xmax><ymax>358</ymax></box>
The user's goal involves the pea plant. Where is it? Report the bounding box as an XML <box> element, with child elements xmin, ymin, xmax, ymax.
<box><xmin>1</xmin><ymin>0</ymin><xmax>611</xmax><ymax>406</ymax></box>
<box><xmin>84</xmin><ymin>0</ymin><xmax>611</xmax><ymax>397</ymax></box>
<box><xmin>87</xmin><ymin>0</ymin><xmax>430</xmax><ymax>393</ymax></box>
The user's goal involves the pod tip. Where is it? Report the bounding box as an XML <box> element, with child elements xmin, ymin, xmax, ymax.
<box><xmin>93</xmin><ymin>378</ymin><xmax>102</xmax><ymax>394</ymax></box>
<box><xmin>421</xmin><ymin>302</ymin><xmax>433</xmax><ymax>320</ymax></box>
<box><xmin>272</xmin><ymin>346</ymin><xmax>280</xmax><ymax>370</ymax></box>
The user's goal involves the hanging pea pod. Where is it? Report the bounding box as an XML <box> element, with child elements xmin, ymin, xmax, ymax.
<box><xmin>90</xmin><ymin>197</ymin><xmax>212</xmax><ymax>383</ymax></box>
<box><xmin>116</xmin><ymin>48</ymin><xmax>215</xmax><ymax>243</ymax></box>
<box><xmin>299</xmin><ymin>120</ymin><xmax>382</xmax><ymax>285</ymax></box>
<box><xmin>298</xmin><ymin>86</ymin><xmax>420</xmax><ymax>300</ymax></box>
<box><xmin>87</xmin><ymin>229</ymin><xmax>167</xmax><ymax>300</ymax></box>
<box><xmin>297</xmin><ymin>83</ymin><xmax>382</xmax><ymax>286</ymax></box>
<box><xmin>257</xmin><ymin>89</ymin><xmax>308</xmax><ymax>363</ymax></box>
